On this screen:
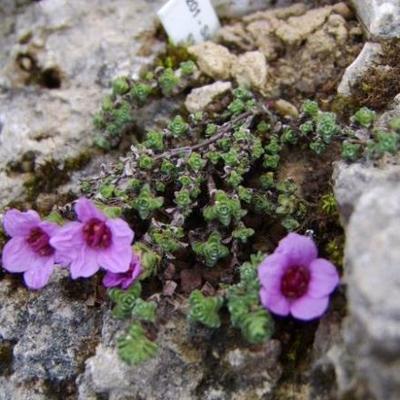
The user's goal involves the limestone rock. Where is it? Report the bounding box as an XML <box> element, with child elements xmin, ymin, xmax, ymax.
<box><xmin>0</xmin><ymin>0</ymin><xmax>164</xmax><ymax>207</ymax></box>
<box><xmin>337</xmin><ymin>42</ymin><xmax>382</xmax><ymax>96</ymax></box>
<box><xmin>275</xmin><ymin>6</ymin><xmax>333</xmax><ymax>46</ymax></box>
<box><xmin>333</xmin><ymin>162</ymin><xmax>400</xmax><ymax>225</ymax></box>
<box><xmin>78</xmin><ymin>314</ymin><xmax>205</xmax><ymax>400</ymax></box>
<box><xmin>185</xmin><ymin>81</ymin><xmax>232</xmax><ymax>113</ymax></box>
<box><xmin>351</xmin><ymin>0</ymin><xmax>400</xmax><ymax>38</ymax></box>
<box><xmin>231</xmin><ymin>51</ymin><xmax>268</xmax><ymax>90</ymax></box>
<box><xmin>344</xmin><ymin>182</ymin><xmax>400</xmax><ymax>399</ymax></box>
<box><xmin>220</xmin><ymin>340</ymin><xmax>282</xmax><ymax>399</ymax></box>
<box><xmin>188</xmin><ymin>42</ymin><xmax>236</xmax><ymax>80</ymax></box>
<box><xmin>274</xmin><ymin>99</ymin><xmax>299</xmax><ymax>119</ymax></box>
<box><xmin>0</xmin><ymin>270</ymin><xmax>103</xmax><ymax>395</ymax></box>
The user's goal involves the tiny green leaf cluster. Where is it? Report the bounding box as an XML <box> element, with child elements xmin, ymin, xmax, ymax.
<box><xmin>188</xmin><ymin>290</ymin><xmax>223</xmax><ymax>328</ymax></box>
<box><xmin>186</xmin><ymin>253</ymin><xmax>274</xmax><ymax>344</ymax></box>
<box><xmin>109</xmin><ymin>283</ymin><xmax>158</xmax><ymax>365</ymax></box>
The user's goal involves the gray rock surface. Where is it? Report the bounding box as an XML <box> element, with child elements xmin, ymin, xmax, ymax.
<box><xmin>0</xmin><ymin>0</ymin><xmax>164</xmax><ymax>208</ymax></box>
<box><xmin>78</xmin><ymin>312</ymin><xmax>282</xmax><ymax>400</ymax></box>
<box><xmin>0</xmin><ymin>270</ymin><xmax>103</xmax><ymax>400</ymax></box>
<box><xmin>188</xmin><ymin>42</ymin><xmax>236</xmax><ymax>80</ymax></box>
<box><xmin>337</xmin><ymin>42</ymin><xmax>382</xmax><ymax>96</ymax></box>
<box><xmin>344</xmin><ymin>180</ymin><xmax>400</xmax><ymax>400</ymax></box>
<box><xmin>333</xmin><ymin>161</ymin><xmax>400</xmax><ymax>225</ymax></box>
<box><xmin>185</xmin><ymin>81</ymin><xmax>232</xmax><ymax>113</ymax></box>
<box><xmin>351</xmin><ymin>0</ymin><xmax>400</xmax><ymax>38</ymax></box>
<box><xmin>231</xmin><ymin>51</ymin><xmax>268</xmax><ymax>91</ymax></box>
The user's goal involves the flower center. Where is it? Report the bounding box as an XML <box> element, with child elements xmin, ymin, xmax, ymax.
<box><xmin>27</xmin><ymin>227</ymin><xmax>55</xmax><ymax>257</ymax></box>
<box><xmin>82</xmin><ymin>218</ymin><xmax>112</xmax><ymax>249</ymax></box>
<box><xmin>280</xmin><ymin>265</ymin><xmax>310</xmax><ymax>299</ymax></box>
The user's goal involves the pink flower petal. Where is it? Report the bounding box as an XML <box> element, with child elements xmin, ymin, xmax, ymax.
<box><xmin>290</xmin><ymin>295</ymin><xmax>329</xmax><ymax>320</ymax></box>
<box><xmin>258</xmin><ymin>253</ymin><xmax>288</xmax><ymax>285</ymax></box>
<box><xmin>75</xmin><ymin>198</ymin><xmax>106</xmax><ymax>222</ymax></box>
<box><xmin>308</xmin><ymin>259</ymin><xmax>340</xmax><ymax>298</ymax></box>
<box><xmin>102</xmin><ymin>271</ymin><xmax>124</xmax><ymax>288</ymax></box>
<box><xmin>50</xmin><ymin>222</ymin><xmax>84</xmax><ymax>262</ymax></box>
<box><xmin>2</xmin><ymin>237</ymin><xmax>35</xmax><ymax>272</ymax></box>
<box><xmin>106</xmin><ymin>218</ymin><xmax>134</xmax><ymax>246</ymax></box>
<box><xmin>98</xmin><ymin>246</ymin><xmax>132</xmax><ymax>273</ymax></box>
<box><xmin>3</xmin><ymin>209</ymin><xmax>40</xmax><ymax>237</ymax></box>
<box><xmin>275</xmin><ymin>233</ymin><xmax>318</xmax><ymax>267</ymax></box>
<box><xmin>23</xmin><ymin>261</ymin><xmax>54</xmax><ymax>290</ymax></box>
<box><xmin>69</xmin><ymin>247</ymin><xmax>100</xmax><ymax>279</ymax></box>
<box><xmin>260</xmin><ymin>286</ymin><xmax>290</xmax><ymax>316</ymax></box>
<box><xmin>39</xmin><ymin>221</ymin><xmax>60</xmax><ymax>237</ymax></box>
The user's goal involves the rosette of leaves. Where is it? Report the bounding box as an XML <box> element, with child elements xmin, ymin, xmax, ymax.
<box><xmin>160</xmin><ymin>159</ymin><xmax>177</xmax><ymax>178</ymax></box>
<box><xmin>131</xmin><ymin>298</ymin><xmax>157</xmax><ymax>322</ymax></box>
<box><xmin>352</xmin><ymin>107</ymin><xmax>376</xmax><ymax>128</ymax></box>
<box><xmin>168</xmin><ymin>115</ymin><xmax>189</xmax><ymax>137</ymax></box>
<box><xmin>320</xmin><ymin>193</ymin><xmax>337</xmax><ymax>216</ymax></box>
<box><xmin>192</xmin><ymin>232</ymin><xmax>229</xmax><ymax>267</ymax></box>
<box><xmin>174</xmin><ymin>189</ymin><xmax>194</xmax><ymax>216</ymax></box>
<box><xmin>138</xmin><ymin>154</ymin><xmax>154</xmax><ymax>170</ymax></box>
<box><xmin>342</xmin><ymin>141</ymin><xmax>361</xmax><ymax>162</ymax></box>
<box><xmin>252</xmin><ymin>192</ymin><xmax>275</xmax><ymax>215</ymax></box>
<box><xmin>144</xmin><ymin>130</ymin><xmax>164</xmax><ymax>151</ymax></box>
<box><xmin>368</xmin><ymin>131</ymin><xmax>399</xmax><ymax>157</ymax></box>
<box><xmin>131</xmin><ymin>82</ymin><xmax>152</xmax><ymax>105</ymax></box>
<box><xmin>150</xmin><ymin>225</ymin><xmax>185</xmax><ymax>254</ymax></box>
<box><xmin>178</xmin><ymin>175</ymin><xmax>202</xmax><ymax>199</ymax></box>
<box><xmin>117</xmin><ymin>323</ymin><xmax>158</xmax><ymax>365</ymax></box>
<box><xmin>188</xmin><ymin>290</ymin><xmax>223</xmax><ymax>328</ymax></box>
<box><xmin>109</xmin><ymin>282</ymin><xmax>142</xmax><ymax>319</ymax></box>
<box><xmin>132</xmin><ymin>184</ymin><xmax>164</xmax><ymax>220</ymax></box>
<box><xmin>227</xmin><ymin>253</ymin><xmax>274</xmax><ymax>344</ymax></box>
<box><xmin>221</xmin><ymin>148</ymin><xmax>240</xmax><ymax>167</ymax></box>
<box><xmin>232</xmin><ymin>223</ymin><xmax>255</xmax><ymax>243</ymax></box>
<box><xmin>158</xmin><ymin>67</ymin><xmax>180</xmax><ymax>96</ymax></box>
<box><xmin>315</xmin><ymin>112</ymin><xmax>340</xmax><ymax>144</ymax></box>
<box><xmin>94</xmin><ymin>100</ymin><xmax>134</xmax><ymax>149</ymax></box>
<box><xmin>133</xmin><ymin>242</ymin><xmax>161</xmax><ymax>279</ymax></box>
<box><xmin>302</xmin><ymin>99</ymin><xmax>319</xmax><ymax>118</ymax></box>
<box><xmin>179</xmin><ymin>60</ymin><xmax>196</xmax><ymax>76</ymax></box>
<box><xmin>112</xmin><ymin>77</ymin><xmax>130</xmax><ymax>95</ymax></box>
<box><xmin>187</xmin><ymin>152</ymin><xmax>206</xmax><ymax>173</ymax></box>
<box><xmin>203</xmin><ymin>191</ymin><xmax>246</xmax><ymax>227</ymax></box>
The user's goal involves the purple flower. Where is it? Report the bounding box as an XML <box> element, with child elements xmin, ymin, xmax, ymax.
<box><xmin>50</xmin><ymin>198</ymin><xmax>134</xmax><ymax>279</ymax></box>
<box><xmin>103</xmin><ymin>251</ymin><xmax>142</xmax><ymax>289</ymax></box>
<box><xmin>258</xmin><ymin>233</ymin><xmax>339</xmax><ymax>321</ymax></box>
<box><xmin>2</xmin><ymin>209</ymin><xmax>60</xmax><ymax>289</ymax></box>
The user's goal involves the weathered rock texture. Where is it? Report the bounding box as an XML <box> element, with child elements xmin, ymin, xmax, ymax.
<box><xmin>333</xmin><ymin>158</ymin><xmax>400</xmax><ymax>400</ymax></box>
<box><xmin>338</xmin><ymin>1</ymin><xmax>400</xmax><ymax>97</ymax></box>
<box><xmin>0</xmin><ymin>0</ymin><xmax>164</xmax><ymax>208</ymax></box>
<box><xmin>214</xmin><ymin>2</ymin><xmax>362</xmax><ymax>100</ymax></box>
<box><xmin>351</xmin><ymin>0</ymin><xmax>400</xmax><ymax>38</ymax></box>
<box><xmin>0</xmin><ymin>270</ymin><xmax>103</xmax><ymax>400</ymax></box>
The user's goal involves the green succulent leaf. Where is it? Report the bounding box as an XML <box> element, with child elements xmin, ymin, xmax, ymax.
<box><xmin>131</xmin><ymin>83</ymin><xmax>152</xmax><ymax>104</ymax></box>
<box><xmin>188</xmin><ymin>290</ymin><xmax>223</xmax><ymax>328</ymax></box>
<box><xmin>150</xmin><ymin>225</ymin><xmax>185</xmax><ymax>253</ymax></box>
<box><xmin>159</xmin><ymin>68</ymin><xmax>180</xmax><ymax>96</ymax></box>
<box><xmin>168</xmin><ymin>115</ymin><xmax>189</xmax><ymax>137</ymax></box>
<box><xmin>112</xmin><ymin>77</ymin><xmax>130</xmax><ymax>95</ymax></box>
<box><xmin>187</xmin><ymin>152</ymin><xmax>206</xmax><ymax>172</ymax></box>
<box><xmin>192</xmin><ymin>232</ymin><xmax>229</xmax><ymax>267</ymax></box>
<box><xmin>132</xmin><ymin>184</ymin><xmax>164</xmax><ymax>220</ymax></box>
<box><xmin>133</xmin><ymin>242</ymin><xmax>161</xmax><ymax>279</ymax></box>
<box><xmin>117</xmin><ymin>323</ymin><xmax>158</xmax><ymax>365</ymax></box>
<box><xmin>131</xmin><ymin>299</ymin><xmax>157</xmax><ymax>322</ymax></box>
<box><xmin>352</xmin><ymin>107</ymin><xmax>376</xmax><ymax>128</ymax></box>
<box><xmin>203</xmin><ymin>191</ymin><xmax>246</xmax><ymax>227</ymax></box>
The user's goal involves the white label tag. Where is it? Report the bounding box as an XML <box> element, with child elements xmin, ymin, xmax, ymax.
<box><xmin>158</xmin><ymin>0</ymin><xmax>221</xmax><ymax>44</ymax></box>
